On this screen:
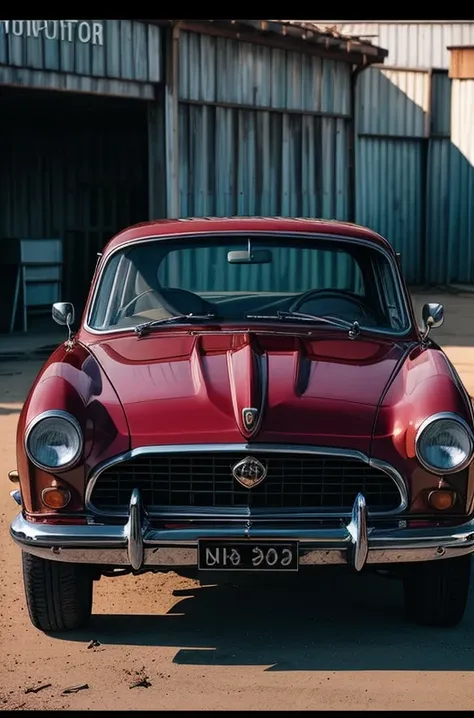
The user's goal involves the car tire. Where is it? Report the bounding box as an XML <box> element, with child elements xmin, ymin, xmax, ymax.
<box><xmin>22</xmin><ymin>552</ymin><xmax>94</xmax><ymax>632</ymax></box>
<box><xmin>403</xmin><ymin>555</ymin><xmax>471</xmax><ymax>628</ymax></box>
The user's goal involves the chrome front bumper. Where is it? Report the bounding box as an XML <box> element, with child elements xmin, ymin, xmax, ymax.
<box><xmin>10</xmin><ymin>489</ymin><xmax>474</xmax><ymax>572</ymax></box>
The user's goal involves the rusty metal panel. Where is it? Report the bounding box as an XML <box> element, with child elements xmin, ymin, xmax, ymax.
<box><xmin>355</xmin><ymin>137</ymin><xmax>423</xmax><ymax>284</ymax></box>
<box><xmin>0</xmin><ymin>20</ymin><xmax>163</xmax><ymax>84</ymax></box>
<box><xmin>179</xmin><ymin>30</ymin><xmax>351</xmax><ymax>116</ymax></box>
<box><xmin>324</xmin><ymin>22</ymin><xmax>474</xmax><ymax>70</ymax></box>
<box><xmin>357</xmin><ymin>66</ymin><xmax>430</xmax><ymax>138</ymax></box>
<box><xmin>449</xmin><ymin>47</ymin><xmax>474</xmax><ymax>79</ymax></box>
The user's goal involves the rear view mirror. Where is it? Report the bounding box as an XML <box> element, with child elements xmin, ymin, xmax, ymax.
<box><xmin>227</xmin><ymin>249</ymin><xmax>272</xmax><ymax>264</ymax></box>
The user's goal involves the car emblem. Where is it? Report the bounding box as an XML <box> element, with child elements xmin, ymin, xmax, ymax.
<box><xmin>242</xmin><ymin>407</ymin><xmax>258</xmax><ymax>432</ymax></box>
<box><xmin>232</xmin><ymin>456</ymin><xmax>267</xmax><ymax>489</ymax></box>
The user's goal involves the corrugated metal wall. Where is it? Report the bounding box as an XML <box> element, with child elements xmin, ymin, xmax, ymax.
<box><xmin>323</xmin><ymin>22</ymin><xmax>474</xmax><ymax>70</ymax></box>
<box><xmin>0</xmin><ymin>20</ymin><xmax>161</xmax><ymax>98</ymax></box>
<box><xmin>447</xmin><ymin>79</ymin><xmax>474</xmax><ymax>283</ymax></box>
<box><xmin>355</xmin><ymin>67</ymin><xmax>429</xmax><ymax>284</ymax></box>
<box><xmin>425</xmin><ymin>71</ymin><xmax>452</xmax><ymax>285</ymax></box>
<box><xmin>0</xmin><ymin>88</ymin><xmax>149</xmax><ymax>312</ymax></box>
<box><xmin>0</xmin><ymin>20</ymin><xmax>162</xmax><ymax>81</ymax></box>
<box><xmin>355</xmin><ymin>64</ymin><xmax>473</xmax><ymax>285</ymax></box>
<box><xmin>177</xmin><ymin>31</ymin><xmax>351</xmax><ymax>221</ymax></box>
<box><xmin>356</xmin><ymin>62</ymin><xmax>474</xmax><ymax>285</ymax></box>
<box><xmin>158</xmin><ymin>241</ymin><xmax>364</xmax><ymax>294</ymax></box>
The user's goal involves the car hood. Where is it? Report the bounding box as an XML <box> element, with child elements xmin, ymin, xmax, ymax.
<box><xmin>88</xmin><ymin>330</ymin><xmax>408</xmax><ymax>453</ymax></box>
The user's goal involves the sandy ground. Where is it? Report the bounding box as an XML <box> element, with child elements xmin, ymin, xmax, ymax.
<box><xmin>2</xmin><ymin>292</ymin><xmax>474</xmax><ymax>711</ymax></box>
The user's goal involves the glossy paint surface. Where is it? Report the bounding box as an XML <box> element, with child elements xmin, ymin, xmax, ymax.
<box><xmin>15</xmin><ymin>218</ymin><xmax>474</xmax><ymax>519</ymax></box>
<box><xmin>88</xmin><ymin>331</ymin><xmax>406</xmax><ymax>451</ymax></box>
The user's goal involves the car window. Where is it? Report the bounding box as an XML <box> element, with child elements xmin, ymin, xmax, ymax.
<box><xmin>88</xmin><ymin>234</ymin><xmax>409</xmax><ymax>334</ymax></box>
<box><xmin>157</xmin><ymin>246</ymin><xmax>365</xmax><ymax>295</ymax></box>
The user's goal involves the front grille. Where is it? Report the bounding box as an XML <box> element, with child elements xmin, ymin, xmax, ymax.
<box><xmin>89</xmin><ymin>452</ymin><xmax>402</xmax><ymax>514</ymax></box>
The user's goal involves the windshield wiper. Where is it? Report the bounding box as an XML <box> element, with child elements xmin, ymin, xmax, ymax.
<box><xmin>134</xmin><ymin>313</ymin><xmax>217</xmax><ymax>336</ymax></box>
<box><xmin>245</xmin><ymin>310</ymin><xmax>361</xmax><ymax>339</ymax></box>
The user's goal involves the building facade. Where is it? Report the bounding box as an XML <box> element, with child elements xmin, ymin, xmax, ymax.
<box><xmin>312</xmin><ymin>20</ymin><xmax>474</xmax><ymax>285</ymax></box>
<box><xmin>0</xmin><ymin>19</ymin><xmax>386</xmax><ymax>315</ymax></box>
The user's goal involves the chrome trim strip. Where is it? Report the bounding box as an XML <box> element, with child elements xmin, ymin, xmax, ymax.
<box><xmin>84</xmin><ymin>231</ymin><xmax>413</xmax><ymax>338</ymax></box>
<box><xmin>84</xmin><ymin>443</ymin><xmax>408</xmax><ymax>519</ymax></box>
<box><xmin>11</xmin><ymin>492</ymin><xmax>474</xmax><ymax>570</ymax></box>
<box><xmin>369</xmin><ymin>457</ymin><xmax>409</xmax><ymax>512</ymax></box>
<box><xmin>414</xmin><ymin>411</ymin><xmax>474</xmax><ymax>474</ymax></box>
<box><xmin>24</xmin><ymin>409</ymin><xmax>84</xmax><ymax>473</ymax></box>
<box><xmin>248</xmin><ymin>351</ymin><xmax>267</xmax><ymax>438</ymax></box>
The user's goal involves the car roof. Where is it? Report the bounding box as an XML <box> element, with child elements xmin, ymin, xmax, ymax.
<box><xmin>101</xmin><ymin>216</ymin><xmax>394</xmax><ymax>257</ymax></box>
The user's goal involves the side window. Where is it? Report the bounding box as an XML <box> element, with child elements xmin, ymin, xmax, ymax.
<box><xmin>372</xmin><ymin>256</ymin><xmax>404</xmax><ymax>330</ymax></box>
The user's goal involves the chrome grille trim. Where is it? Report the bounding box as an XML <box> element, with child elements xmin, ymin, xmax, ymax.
<box><xmin>85</xmin><ymin>444</ymin><xmax>408</xmax><ymax>519</ymax></box>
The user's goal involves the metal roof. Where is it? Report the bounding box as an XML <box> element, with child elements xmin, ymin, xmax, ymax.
<box><xmin>146</xmin><ymin>19</ymin><xmax>389</xmax><ymax>65</ymax></box>
<box><xmin>102</xmin><ymin>217</ymin><xmax>394</xmax><ymax>257</ymax></box>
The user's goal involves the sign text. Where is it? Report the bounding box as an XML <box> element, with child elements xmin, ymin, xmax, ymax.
<box><xmin>1</xmin><ymin>20</ymin><xmax>104</xmax><ymax>46</ymax></box>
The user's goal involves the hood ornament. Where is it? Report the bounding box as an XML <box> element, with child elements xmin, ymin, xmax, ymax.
<box><xmin>242</xmin><ymin>407</ymin><xmax>258</xmax><ymax>433</ymax></box>
<box><xmin>232</xmin><ymin>456</ymin><xmax>267</xmax><ymax>489</ymax></box>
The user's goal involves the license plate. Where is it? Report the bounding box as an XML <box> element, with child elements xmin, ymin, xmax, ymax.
<box><xmin>198</xmin><ymin>540</ymin><xmax>299</xmax><ymax>571</ymax></box>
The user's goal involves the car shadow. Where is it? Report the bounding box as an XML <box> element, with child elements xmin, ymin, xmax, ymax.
<box><xmin>54</xmin><ymin>566</ymin><xmax>474</xmax><ymax>671</ymax></box>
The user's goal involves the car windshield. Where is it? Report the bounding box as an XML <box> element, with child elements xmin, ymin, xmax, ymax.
<box><xmin>88</xmin><ymin>234</ymin><xmax>410</xmax><ymax>334</ymax></box>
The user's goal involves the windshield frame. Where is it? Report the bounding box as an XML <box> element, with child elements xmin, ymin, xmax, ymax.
<box><xmin>84</xmin><ymin>231</ymin><xmax>415</xmax><ymax>339</ymax></box>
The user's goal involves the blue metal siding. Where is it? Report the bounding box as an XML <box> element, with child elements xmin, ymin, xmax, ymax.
<box><xmin>179</xmin><ymin>31</ymin><xmax>351</xmax><ymax>115</ymax></box>
<box><xmin>0</xmin><ymin>20</ymin><xmax>162</xmax><ymax>83</ymax></box>
<box><xmin>158</xmin><ymin>241</ymin><xmax>364</xmax><ymax>294</ymax></box>
<box><xmin>355</xmin><ymin>67</ymin><xmax>427</xmax><ymax>283</ymax></box>
<box><xmin>356</xmin><ymin>136</ymin><xmax>423</xmax><ymax>284</ymax></box>
<box><xmin>179</xmin><ymin>103</ymin><xmax>350</xmax><ymax>221</ymax></box>
<box><xmin>447</xmin><ymin>79</ymin><xmax>474</xmax><ymax>283</ymax></box>
<box><xmin>355</xmin><ymin>62</ymin><xmax>474</xmax><ymax>286</ymax></box>
<box><xmin>0</xmin><ymin>66</ymin><xmax>155</xmax><ymax>99</ymax></box>
<box><xmin>358</xmin><ymin>67</ymin><xmax>429</xmax><ymax>138</ymax></box>
<box><xmin>177</xmin><ymin>30</ymin><xmax>352</xmax><ymax>235</ymax></box>
<box><xmin>426</xmin><ymin>138</ymin><xmax>452</xmax><ymax>284</ymax></box>
<box><xmin>431</xmin><ymin>71</ymin><xmax>451</xmax><ymax>137</ymax></box>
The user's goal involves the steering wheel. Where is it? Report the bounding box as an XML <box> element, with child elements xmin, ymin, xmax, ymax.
<box><xmin>289</xmin><ymin>288</ymin><xmax>373</xmax><ymax>318</ymax></box>
<box><xmin>117</xmin><ymin>289</ymin><xmax>156</xmax><ymax>319</ymax></box>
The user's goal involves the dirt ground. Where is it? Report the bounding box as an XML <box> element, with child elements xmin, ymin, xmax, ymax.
<box><xmin>2</xmin><ymin>292</ymin><xmax>474</xmax><ymax>711</ymax></box>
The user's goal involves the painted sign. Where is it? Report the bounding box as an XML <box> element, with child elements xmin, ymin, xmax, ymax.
<box><xmin>1</xmin><ymin>20</ymin><xmax>104</xmax><ymax>45</ymax></box>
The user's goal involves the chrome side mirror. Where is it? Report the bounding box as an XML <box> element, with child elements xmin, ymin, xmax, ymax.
<box><xmin>52</xmin><ymin>302</ymin><xmax>75</xmax><ymax>327</ymax></box>
<box><xmin>52</xmin><ymin>302</ymin><xmax>75</xmax><ymax>344</ymax></box>
<box><xmin>421</xmin><ymin>302</ymin><xmax>444</xmax><ymax>341</ymax></box>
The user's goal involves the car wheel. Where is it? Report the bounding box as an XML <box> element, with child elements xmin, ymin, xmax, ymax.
<box><xmin>22</xmin><ymin>552</ymin><xmax>94</xmax><ymax>632</ymax></box>
<box><xmin>403</xmin><ymin>555</ymin><xmax>472</xmax><ymax>628</ymax></box>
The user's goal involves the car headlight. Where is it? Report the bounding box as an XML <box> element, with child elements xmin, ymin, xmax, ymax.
<box><xmin>25</xmin><ymin>411</ymin><xmax>83</xmax><ymax>471</ymax></box>
<box><xmin>415</xmin><ymin>413</ymin><xmax>474</xmax><ymax>473</ymax></box>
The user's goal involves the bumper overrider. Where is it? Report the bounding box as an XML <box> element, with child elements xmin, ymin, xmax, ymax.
<box><xmin>10</xmin><ymin>489</ymin><xmax>474</xmax><ymax>571</ymax></box>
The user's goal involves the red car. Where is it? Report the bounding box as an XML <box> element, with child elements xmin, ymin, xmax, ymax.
<box><xmin>9</xmin><ymin>217</ymin><xmax>474</xmax><ymax>632</ymax></box>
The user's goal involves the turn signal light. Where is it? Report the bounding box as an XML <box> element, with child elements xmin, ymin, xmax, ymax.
<box><xmin>41</xmin><ymin>487</ymin><xmax>71</xmax><ymax>509</ymax></box>
<box><xmin>428</xmin><ymin>489</ymin><xmax>457</xmax><ymax>511</ymax></box>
